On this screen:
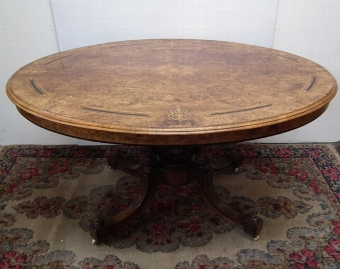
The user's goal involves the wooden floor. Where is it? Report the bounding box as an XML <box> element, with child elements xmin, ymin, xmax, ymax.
<box><xmin>333</xmin><ymin>143</ymin><xmax>340</xmax><ymax>155</ymax></box>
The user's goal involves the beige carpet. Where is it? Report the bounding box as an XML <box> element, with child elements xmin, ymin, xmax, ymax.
<box><xmin>0</xmin><ymin>144</ymin><xmax>340</xmax><ymax>268</ymax></box>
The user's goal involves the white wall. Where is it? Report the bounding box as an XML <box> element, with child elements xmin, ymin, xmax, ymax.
<box><xmin>1</xmin><ymin>0</ymin><xmax>339</xmax><ymax>145</ymax></box>
<box><xmin>51</xmin><ymin>0</ymin><xmax>279</xmax><ymax>50</ymax></box>
<box><xmin>0</xmin><ymin>0</ymin><xmax>76</xmax><ymax>144</ymax></box>
<box><xmin>258</xmin><ymin>0</ymin><xmax>340</xmax><ymax>143</ymax></box>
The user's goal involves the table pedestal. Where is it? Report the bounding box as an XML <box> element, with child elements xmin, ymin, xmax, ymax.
<box><xmin>89</xmin><ymin>146</ymin><xmax>263</xmax><ymax>244</ymax></box>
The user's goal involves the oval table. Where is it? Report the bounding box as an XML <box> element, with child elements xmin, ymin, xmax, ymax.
<box><xmin>6</xmin><ymin>39</ymin><xmax>337</xmax><ymax>244</ymax></box>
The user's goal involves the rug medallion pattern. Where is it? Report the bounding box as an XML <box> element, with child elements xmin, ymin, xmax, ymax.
<box><xmin>0</xmin><ymin>144</ymin><xmax>339</xmax><ymax>268</ymax></box>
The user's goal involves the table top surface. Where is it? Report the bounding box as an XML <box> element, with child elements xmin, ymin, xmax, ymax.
<box><xmin>6</xmin><ymin>39</ymin><xmax>337</xmax><ymax>145</ymax></box>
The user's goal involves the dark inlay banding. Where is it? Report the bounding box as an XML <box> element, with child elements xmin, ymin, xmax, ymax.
<box><xmin>110</xmin><ymin>43</ymin><xmax>154</xmax><ymax>49</ymax></box>
<box><xmin>271</xmin><ymin>53</ymin><xmax>299</xmax><ymax>63</ymax></box>
<box><xmin>190</xmin><ymin>42</ymin><xmax>234</xmax><ymax>47</ymax></box>
<box><xmin>44</xmin><ymin>55</ymin><xmax>72</xmax><ymax>65</ymax></box>
<box><xmin>306</xmin><ymin>76</ymin><xmax>317</xmax><ymax>92</ymax></box>
<box><xmin>30</xmin><ymin>79</ymin><xmax>44</xmax><ymax>95</ymax></box>
<box><xmin>211</xmin><ymin>104</ymin><xmax>272</xmax><ymax>116</ymax></box>
<box><xmin>83</xmin><ymin>107</ymin><xmax>149</xmax><ymax>117</ymax></box>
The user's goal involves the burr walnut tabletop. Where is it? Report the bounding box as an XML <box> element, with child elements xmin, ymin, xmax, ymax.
<box><xmin>6</xmin><ymin>39</ymin><xmax>337</xmax><ymax>145</ymax></box>
<box><xmin>6</xmin><ymin>40</ymin><xmax>338</xmax><ymax>244</ymax></box>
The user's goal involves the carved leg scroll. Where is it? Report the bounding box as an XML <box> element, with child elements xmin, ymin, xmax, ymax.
<box><xmin>192</xmin><ymin>146</ymin><xmax>263</xmax><ymax>239</ymax></box>
<box><xmin>89</xmin><ymin>147</ymin><xmax>161</xmax><ymax>244</ymax></box>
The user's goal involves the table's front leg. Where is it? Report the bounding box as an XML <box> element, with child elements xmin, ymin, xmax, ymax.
<box><xmin>192</xmin><ymin>146</ymin><xmax>263</xmax><ymax>240</ymax></box>
<box><xmin>89</xmin><ymin>147</ymin><xmax>161</xmax><ymax>244</ymax></box>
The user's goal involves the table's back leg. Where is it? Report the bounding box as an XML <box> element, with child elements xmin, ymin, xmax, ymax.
<box><xmin>192</xmin><ymin>146</ymin><xmax>263</xmax><ymax>239</ymax></box>
<box><xmin>210</xmin><ymin>151</ymin><xmax>244</xmax><ymax>174</ymax></box>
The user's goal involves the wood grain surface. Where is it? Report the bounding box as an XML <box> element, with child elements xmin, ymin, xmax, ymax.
<box><xmin>6</xmin><ymin>39</ymin><xmax>337</xmax><ymax>145</ymax></box>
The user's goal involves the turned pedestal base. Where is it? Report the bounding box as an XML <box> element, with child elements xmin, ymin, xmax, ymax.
<box><xmin>89</xmin><ymin>146</ymin><xmax>263</xmax><ymax>244</ymax></box>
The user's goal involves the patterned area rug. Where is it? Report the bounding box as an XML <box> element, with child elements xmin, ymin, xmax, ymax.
<box><xmin>1</xmin><ymin>144</ymin><xmax>340</xmax><ymax>269</ymax></box>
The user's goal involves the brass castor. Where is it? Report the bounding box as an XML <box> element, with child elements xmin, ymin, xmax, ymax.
<box><xmin>253</xmin><ymin>235</ymin><xmax>260</xmax><ymax>241</ymax></box>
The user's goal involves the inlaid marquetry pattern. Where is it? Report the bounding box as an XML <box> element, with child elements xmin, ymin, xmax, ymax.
<box><xmin>169</xmin><ymin>108</ymin><xmax>190</xmax><ymax>121</ymax></box>
<box><xmin>6</xmin><ymin>40</ymin><xmax>337</xmax><ymax>145</ymax></box>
